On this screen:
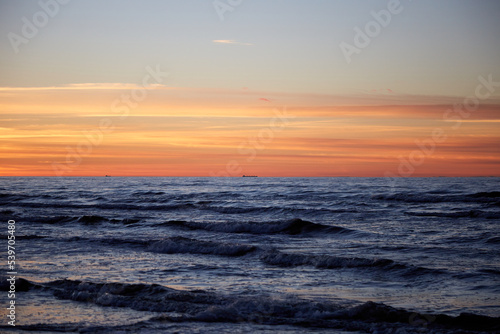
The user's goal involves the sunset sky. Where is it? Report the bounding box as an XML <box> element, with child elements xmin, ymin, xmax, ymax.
<box><xmin>1</xmin><ymin>0</ymin><xmax>499</xmax><ymax>176</ymax></box>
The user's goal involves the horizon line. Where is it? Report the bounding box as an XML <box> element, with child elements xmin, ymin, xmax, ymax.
<box><xmin>1</xmin><ymin>175</ymin><xmax>499</xmax><ymax>178</ymax></box>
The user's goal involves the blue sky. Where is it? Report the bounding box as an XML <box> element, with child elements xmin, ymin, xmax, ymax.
<box><xmin>1</xmin><ymin>0</ymin><xmax>500</xmax><ymax>97</ymax></box>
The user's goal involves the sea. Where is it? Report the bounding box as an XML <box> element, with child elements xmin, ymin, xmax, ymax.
<box><xmin>0</xmin><ymin>177</ymin><xmax>499</xmax><ymax>333</ymax></box>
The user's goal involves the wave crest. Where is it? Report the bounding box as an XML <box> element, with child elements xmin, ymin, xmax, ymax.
<box><xmin>161</xmin><ymin>218</ymin><xmax>356</xmax><ymax>236</ymax></box>
<box><xmin>148</xmin><ymin>236</ymin><xmax>256</xmax><ymax>256</ymax></box>
<box><xmin>12</xmin><ymin>278</ymin><xmax>499</xmax><ymax>332</ymax></box>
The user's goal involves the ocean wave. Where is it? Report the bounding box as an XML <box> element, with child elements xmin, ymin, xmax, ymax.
<box><xmin>159</xmin><ymin>218</ymin><xmax>356</xmax><ymax>236</ymax></box>
<box><xmin>32</xmin><ymin>215</ymin><xmax>99</xmax><ymax>225</ymax></box>
<box><xmin>201</xmin><ymin>205</ymin><xmax>358</xmax><ymax>215</ymax></box>
<box><xmin>96</xmin><ymin>203</ymin><xmax>196</xmax><ymax>211</ymax></box>
<box><xmin>203</xmin><ymin>206</ymin><xmax>266</xmax><ymax>214</ymax></box>
<box><xmin>486</xmin><ymin>236</ymin><xmax>500</xmax><ymax>244</ymax></box>
<box><xmin>1</xmin><ymin>201</ymin><xmax>197</xmax><ymax>211</ymax></box>
<box><xmin>116</xmin><ymin>218</ymin><xmax>141</xmax><ymax>225</ymax></box>
<box><xmin>8</xmin><ymin>278</ymin><xmax>500</xmax><ymax>333</ymax></box>
<box><xmin>37</xmin><ymin>216</ymin><xmax>76</xmax><ymax>224</ymax></box>
<box><xmin>132</xmin><ymin>190</ymin><xmax>165</xmax><ymax>196</ymax></box>
<box><xmin>78</xmin><ymin>215</ymin><xmax>108</xmax><ymax>224</ymax></box>
<box><xmin>0</xmin><ymin>193</ymin><xmax>25</xmax><ymax>202</ymax></box>
<box><xmin>479</xmin><ymin>268</ymin><xmax>500</xmax><ymax>276</ymax></box>
<box><xmin>405</xmin><ymin>210</ymin><xmax>500</xmax><ymax>219</ymax></box>
<box><xmin>259</xmin><ymin>249</ymin><xmax>445</xmax><ymax>277</ymax></box>
<box><xmin>0</xmin><ymin>276</ymin><xmax>34</xmax><ymax>292</ymax></box>
<box><xmin>32</xmin><ymin>215</ymin><xmax>144</xmax><ymax>226</ymax></box>
<box><xmin>3</xmin><ymin>197</ymin><xmax>358</xmax><ymax>217</ymax></box>
<box><xmin>374</xmin><ymin>191</ymin><xmax>500</xmax><ymax>205</ymax></box>
<box><xmin>34</xmin><ymin>235</ymin><xmax>149</xmax><ymax>249</ymax></box>
<box><xmin>373</xmin><ymin>192</ymin><xmax>447</xmax><ymax>203</ymax></box>
<box><xmin>147</xmin><ymin>236</ymin><xmax>256</xmax><ymax>256</ymax></box>
<box><xmin>30</xmin><ymin>234</ymin><xmax>254</xmax><ymax>258</ymax></box>
<box><xmin>469</xmin><ymin>191</ymin><xmax>500</xmax><ymax>198</ymax></box>
<box><xmin>15</xmin><ymin>234</ymin><xmax>46</xmax><ymax>240</ymax></box>
<box><xmin>260</xmin><ymin>249</ymin><xmax>398</xmax><ymax>269</ymax></box>
<box><xmin>44</xmin><ymin>278</ymin><xmax>224</xmax><ymax>314</ymax></box>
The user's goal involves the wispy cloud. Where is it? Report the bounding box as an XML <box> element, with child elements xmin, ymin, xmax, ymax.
<box><xmin>212</xmin><ymin>39</ymin><xmax>253</xmax><ymax>46</ymax></box>
<box><xmin>0</xmin><ymin>83</ymin><xmax>173</xmax><ymax>91</ymax></box>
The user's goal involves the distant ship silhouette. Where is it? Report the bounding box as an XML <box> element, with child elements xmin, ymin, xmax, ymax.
<box><xmin>242</xmin><ymin>175</ymin><xmax>257</xmax><ymax>177</ymax></box>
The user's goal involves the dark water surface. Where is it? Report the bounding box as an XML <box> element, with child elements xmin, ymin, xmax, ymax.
<box><xmin>1</xmin><ymin>177</ymin><xmax>499</xmax><ymax>333</ymax></box>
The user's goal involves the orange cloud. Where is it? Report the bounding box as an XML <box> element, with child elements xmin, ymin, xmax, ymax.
<box><xmin>1</xmin><ymin>86</ymin><xmax>499</xmax><ymax>176</ymax></box>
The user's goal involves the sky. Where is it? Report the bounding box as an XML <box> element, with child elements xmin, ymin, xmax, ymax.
<box><xmin>0</xmin><ymin>0</ymin><xmax>499</xmax><ymax>176</ymax></box>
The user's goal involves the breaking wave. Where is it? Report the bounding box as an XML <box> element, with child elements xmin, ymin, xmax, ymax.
<box><xmin>405</xmin><ymin>210</ymin><xmax>500</xmax><ymax>219</ymax></box>
<box><xmin>259</xmin><ymin>249</ymin><xmax>446</xmax><ymax>277</ymax></box>
<box><xmin>147</xmin><ymin>236</ymin><xmax>256</xmax><ymax>256</ymax></box>
<box><xmin>159</xmin><ymin>218</ymin><xmax>356</xmax><ymax>236</ymax></box>
<box><xmin>3</xmin><ymin>278</ymin><xmax>499</xmax><ymax>333</ymax></box>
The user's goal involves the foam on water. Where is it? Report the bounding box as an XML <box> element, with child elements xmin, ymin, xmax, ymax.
<box><xmin>1</xmin><ymin>278</ymin><xmax>498</xmax><ymax>333</ymax></box>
